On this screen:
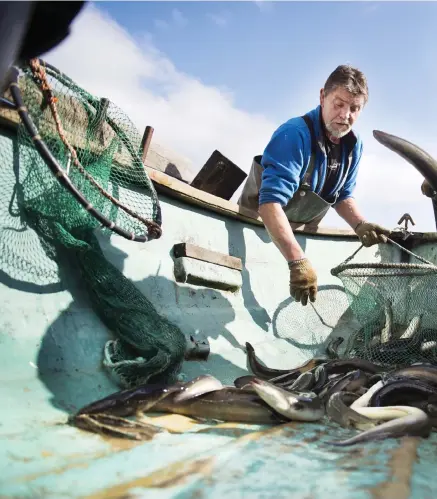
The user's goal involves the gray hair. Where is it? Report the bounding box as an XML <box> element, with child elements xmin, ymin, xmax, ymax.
<box><xmin>324</xmin><ymin>64</ymin><xmax>369</xmax><ymax>104</ymax></box>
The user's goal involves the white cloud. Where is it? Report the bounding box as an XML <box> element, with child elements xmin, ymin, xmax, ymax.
<box><xmin>43</xmin><ymin>4</ymin><xmax>274</xmax><ymax>177</ymax></box>
<box><xmin>42</xmin><ymin>3</ymin><xmax>437</xmax><ymax>233</ymax></box>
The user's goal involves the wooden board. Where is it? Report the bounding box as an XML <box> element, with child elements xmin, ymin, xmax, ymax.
<box><xmin>173</xmin><ymin>242</ymin><xmax>243</xmax><ymax>271</ymax></box>
<box><xmin>146</xmin><ymin>166</ymin><xmax>359</xmax><ymax>237</ymax></box>
<box><xmin>190</xmin><ymin>149</ymin><xmax>247</xmax><ymax>200</ymax></box>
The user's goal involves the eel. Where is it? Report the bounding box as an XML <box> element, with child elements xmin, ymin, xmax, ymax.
<box><xmin>369</xmin><ymin>377</ymin><xmax>437</xmax><ymax>407</ymax></box>
<box><xmin>152</xmin><ymin>387</ymin><xmax>289</xmax><ymax>424</ymax></box>
<box><xmin>326</xmin><ymin>391</ymin><xmax>376</xmax><ymax>430</ymax></box>
<box><xmin>373</xmin><ymin>130</ymin><xmax>437</xmax><ymax>192</ymax></box>
<box><xmin>328</xmin><ymin>405</ymin><xmax>431</xmax><ymax>446</ymax></box>
<box><xmin>250</xmin><ymin>378</ymin><xmax>325</xmax><ymax>422</ymax></box>
<box><xmin>381</xmin><ymin>299</ymin><xmax>393</xmax><ymax>344</ymax></box>
<box><xmin>245</xmin><ymin>341</ymin><xmax>325</xmax><ymax>381</ymax></box>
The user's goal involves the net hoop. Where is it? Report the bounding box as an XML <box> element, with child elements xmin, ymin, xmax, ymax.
<box><xmin>331</xmin><ymin>237</ymin><xmax>437</xmax><ymax>278</ymax></box>
<box><xmin>8</xmin><ymin>61</ymin><xmax>162</xmax><ymax>243</ymax></box>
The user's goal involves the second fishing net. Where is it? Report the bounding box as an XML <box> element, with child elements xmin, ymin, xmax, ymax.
<box><xmin>330</xmin><ymin>238</ymin><xmax>437</xmax><ymax>368</ymax></box>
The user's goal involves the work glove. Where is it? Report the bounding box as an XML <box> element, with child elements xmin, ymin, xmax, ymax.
<box><xmin>288</xmin><ymin>258</ymin><xmax>317</xmax><ymax>306</ymax></box>
<box><xmin>354</xmin><ymin>221</ymin><xmax>391</xmax><ymax>247</ymax></box>
<box><xmin>421</xmin><ymin>179</ymin><xmax>436</xmax><ymax>198</ymax></box>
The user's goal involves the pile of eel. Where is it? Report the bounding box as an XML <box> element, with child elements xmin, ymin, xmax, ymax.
<box><xmin>69</xmin><ymin>338</ymin><xmax>437</xmax><ymax>447</ymax></box>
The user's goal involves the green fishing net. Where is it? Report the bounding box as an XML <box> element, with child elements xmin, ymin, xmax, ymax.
<box><xmin>1</xmin><ymin>59</ymin><xmax>186</xmax><ymax>388</ymax></box>
<box><xmin>331</xmin><ymin>240</ymin><xmax>437</xmax><ymax>367</ymax></box>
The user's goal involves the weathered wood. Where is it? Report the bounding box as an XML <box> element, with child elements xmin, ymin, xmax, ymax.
<box><xmin>368</xmin><ymin>437</ymin><xmax>419</xmax><ymax>499</ymax></box>
<box><xmin>190</xmin><ymin>149</ymin><xmax>247</xmax><ymax>200</ymax></box>
<box><xmin>140</xmin><ymin>126</ymin><xmax>154</xmax><ymax>164</ymax></box>
<box><xmin>173</xmin><ymin>242</ymin><xmax>242</xmax><ymax>271</ymax></box>
<box><xmin>173</xmin><ymin>257</ymin><xmax>242</xmax><ymax>292</ymax></box>
<box><xmin>146</xmin><ymin>166</ymin><xmax>359</xmax><ymax>237</ymax></box>
<box><xmin>92</xmin><ymin>97</ymin><xmax>110</xmax><ymax>146</ymax></box>
<box><xmin>0</xmin><ymin>111</ymin><xmax>18</xmax><ymax>131</ymax></box>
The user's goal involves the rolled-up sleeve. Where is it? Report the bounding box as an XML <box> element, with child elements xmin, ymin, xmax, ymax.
<box><xmin>334</xmin><ymin>139</ymin><xmax>363</xmax><ymax>204</ymax></box>
<box><xmin>259</xmin><ymin>126</ymin><xmax>307</xmax><ymax>207</ymax></box>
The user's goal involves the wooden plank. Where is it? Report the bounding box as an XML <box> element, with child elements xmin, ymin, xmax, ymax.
<box><xmin>190</xmin><ymin>149</ymin><xmax>247</xmax><ymax>200</ymax></box>
<box><xmin>174</xmin><ymin>257</ymin><xmax>242</xmax><ymax>291</ymax></box>
<box><xmin>173</xmin><ymin>242</ymin><xmax>242</xmax><ymax>271</ymax></box>
<box><xmin>146</xmin><ymin>166</ymin><xmax>359</xmax><ymax>238</ymax></box>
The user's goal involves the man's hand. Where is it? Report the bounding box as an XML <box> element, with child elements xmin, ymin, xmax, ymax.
<box><xmin>288</xmin><ymin>258</ymin><xmax>317</xmax><ymax>306</ymax></box>
<box><xmin>354</xmin><ymin>221</ymin><xmax>391</xmax><ymax>247</ymax></box>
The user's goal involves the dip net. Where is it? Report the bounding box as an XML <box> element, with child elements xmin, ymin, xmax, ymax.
<box><xmin>330</xmin><ymin>238</ymin><xmax>437</xmax><ymax>367</ymax></box>
<box><xmin>271</xmin><ymin>237</ymin><xmax>437</xmax><ymax>370</ymax></box>
<box><xmin>1</xmin><ymin>58</ymin><xmax>186</xmax><ymax>388</ymax></box>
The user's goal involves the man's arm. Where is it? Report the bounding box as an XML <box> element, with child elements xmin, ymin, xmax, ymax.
<box><xmin>258</xmin><ymin>202</ymin><xmax>305</xmax><ymax>261</ymax></box>
<box><xmin>258</xmin><ymin>202</ymin><xmax>317</xmax><ymax>306</ymax></box>
<box><xmin>257</xmin><ymin>123</ymin><xmax>310</xmax><ymax>259</ymax></box>
<box><xmin>334</xmin><ymin>197</ymin><xmax>365</xmax><ymax>230</ymax></box>
<box><xmin>335</xmin><ymin>197</ymin><xmax>391</xmax><ymax>246</ymax></box>
<box><xmin>258</xmin><ymin>123</ymin><xmax>317</xmax><ymax>305</ymax></box>
<box><xmin>332</xmin><ymin>138</ymin><xmax>390</xmax><ymax>244</ymax></box>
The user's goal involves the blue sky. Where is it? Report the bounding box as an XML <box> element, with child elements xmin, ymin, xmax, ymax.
<box><xmin>45</xmin><ymin>1</ymin><xmax>437</xmax><ymax>231</ymax></box>
<box><xmin>98</xmin><ymin>1</ymin><xmax>437</xmax><ymax>127</ymax></box>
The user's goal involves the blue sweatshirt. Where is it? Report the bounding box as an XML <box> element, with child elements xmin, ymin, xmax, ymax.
<box><xmin>259</xmin><ymin>105</ymin><xmax>363</xmax><ymax>207</ymax></box>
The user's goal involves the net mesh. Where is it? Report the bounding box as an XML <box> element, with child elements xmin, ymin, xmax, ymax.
<box><xmin>0</xmin><ymin>59</ymin><xmax>186</xmax><ymax>388</ymax></box>
<box><xmin>272</xmin><ymin>285</ymin><xmax>358</xmax><ymax>362</ymax></box>
<box><xmin>330</xmin><ymin>240</ymin><xmax>437</xmax><ymax>368</ymax></box>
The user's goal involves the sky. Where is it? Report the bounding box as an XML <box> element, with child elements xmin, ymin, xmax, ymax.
<box><xmin>43</xmin><ymin>1</ymin><xmax>437</xmax><ymax>232</ymax></box>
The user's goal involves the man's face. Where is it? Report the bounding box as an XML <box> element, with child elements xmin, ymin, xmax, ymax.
<box><xmin>320</xmin><ymin>86</ymin><xmax>365</xmax><ymax>138</ymax></box>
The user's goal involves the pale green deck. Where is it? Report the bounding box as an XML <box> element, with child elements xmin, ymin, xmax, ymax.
<box><xmin>1</xmin><ymin>128</ymin><xmax>437</xmax><ymax>499</ymax></box>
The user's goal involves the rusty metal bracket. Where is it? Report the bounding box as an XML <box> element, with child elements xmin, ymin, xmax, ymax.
<box><xmin>392</xmin><ymin>213</ymin><xmax>416</xmax><ymax>241</ymax></box>
<box><xmin>393</xmin><ymin>213</ymin><xmax>416</xmax><ymax>241</ymax></box>
<box><xmin>397</xmin><ymin>213</ymin><xmax>415</xmax><ymax>232</ymax></box>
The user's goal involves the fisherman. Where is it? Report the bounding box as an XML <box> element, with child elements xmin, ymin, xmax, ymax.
<box><xmin>238</xmin><ymin>64</ymin><xmax>391</xmax><ymax>306</ymax></box>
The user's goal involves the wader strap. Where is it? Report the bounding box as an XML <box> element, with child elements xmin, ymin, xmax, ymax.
<box><xmin>301</xmin><ymin>114</ymin><xmax>317</xmax><ymax>190</ymax></box>
<box><xmin>334</xmin><ymin>147</ymin><xmax>354</xmax><ymax>198</ymax></box>
<box><xmin>300</xmin><ymin>113</ymin><xmax>351</xmax><ymax>201</ymax></box>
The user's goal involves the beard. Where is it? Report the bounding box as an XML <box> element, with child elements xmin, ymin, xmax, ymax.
<box><xmin>325</xmin><ymin>121</ymin><xmax>351</xmax><ymax>139</ymax></box>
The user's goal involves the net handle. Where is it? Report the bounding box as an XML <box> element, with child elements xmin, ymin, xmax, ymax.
<box><xmin>338</xmin><ymin>236</ymin><xmax>437</xmax><ymax>269</ymax></box>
